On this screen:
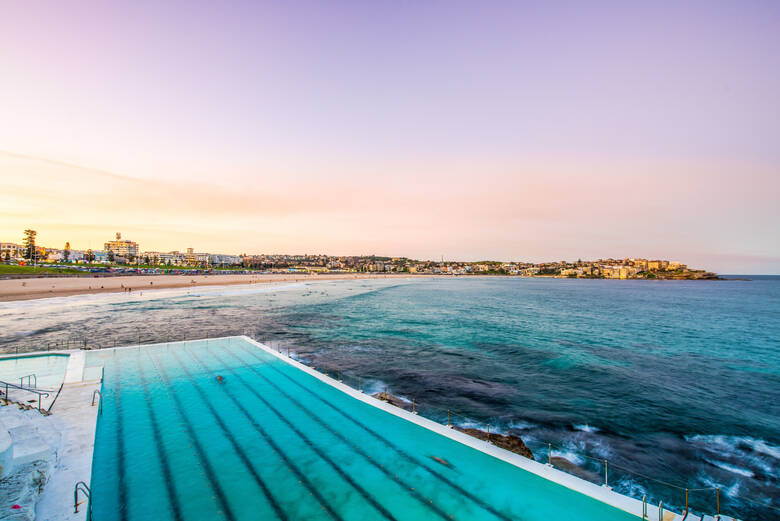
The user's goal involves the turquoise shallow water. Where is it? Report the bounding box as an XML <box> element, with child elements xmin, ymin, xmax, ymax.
<box><xmin>1</xmin><ymin>276</ymin><xmax>778</xmax><ymax>519</ymax></box>
<box><xmin>87</xmin><ymin>338</ymin><xmax>640</xmax><ymax>521</ymax></box>
<box><xmin>0</xmin><ymin>353</ymin><xmax>69</xmax><ymax>389</ymax></box>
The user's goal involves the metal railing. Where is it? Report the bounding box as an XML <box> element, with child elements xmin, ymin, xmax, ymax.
<box><xmin>47</xmin><ymin>382</ymin><xmax>65</xmax><ymax>413</ymax></box>
<box><xmin>1</xmin><ymin>379</ymin><xmax>53</xmax><ymax>412</ymax></box>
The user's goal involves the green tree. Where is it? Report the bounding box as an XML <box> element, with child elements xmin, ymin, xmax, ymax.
<box><xmin>63</xmin><ymin>242</ymin><xmax>71</xmax><ymax>262</ymax></box>
<box><xmin>107</xmin><ymin>250</ymin><xmax>115</xmax><ymax>263</ymax></box>
<box><xmin>22</xmin><ymin>229</ymin><xmax>37</xmax><ymax>262</ymax></box>
<box><xmin>85</xmin><ymin>249</ymin><xmax>95</xmax><ymax>263</ymax></box>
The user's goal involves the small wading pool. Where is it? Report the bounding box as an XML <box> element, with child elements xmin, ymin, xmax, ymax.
<box><xmin>87</xmin><ymin>338</ymin><xmax>642</xmax><ymax>521</ymax></box>
<box><xmin>0</xmin><ymin>353</ymin><xmax>69</xmax><ymax>389</ymax></box>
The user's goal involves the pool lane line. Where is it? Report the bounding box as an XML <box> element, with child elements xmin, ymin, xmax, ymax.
<box><xmin>147</xmin><ymin>349</ymin><xmax>238</xmax><ymax>521</ymax></box>
<box><xmin>133</xmin><ymin>349</ymin><xmax>184</xmax><ymax>521</ymax></box>
<box><xmin>110</xmin><ymin>357</ymin><xmax>130</xmax><ymax>521</ymax></box>
<box><xmin>187</xmin><ymin>345</ymin><xmax>402</xmax><ymax>521</ymax></box>
<box><xmin>141</xmin><ymin>347</ymin><xmax>226</xmax><ymax>520</ymax></box>
<box><xmin>163</xmin><ymin>349</ymin><xmax>304</xmax><ymax>521</ymax></box>
<box><xmin>232</xmin><ymin>342</ymin><xmax>517</xmax><ymax>521</ymax></box>
<box><xmin>208</xmin><ymin>346</ymin><xmax>461</xmax><ymax>521</ymax></box>
<box><xmin>176</xmin><ymin>347</ymin><xmax>360</xmax><ymax>521</ymax></box>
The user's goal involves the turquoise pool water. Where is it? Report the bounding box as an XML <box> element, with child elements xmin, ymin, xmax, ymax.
<box><xmin>87</xmin><ymin>337</ymin><xmax>639</xmax><ymax>521</ymax></box>
<box><xmin>0</xmin><ymin>353</ymin><xmax>69</xmax><ymax>389</ymax></box>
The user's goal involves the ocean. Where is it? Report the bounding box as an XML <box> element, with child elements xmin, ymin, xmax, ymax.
<box><xmin>1</xmin><ymin>276</ymin><xmax>777</xmax><ymax>520</ymax></box>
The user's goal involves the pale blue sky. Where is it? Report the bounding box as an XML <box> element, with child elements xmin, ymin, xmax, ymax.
<box><xmin>1</xmin><ymin>1</ymin><xmax>778</xmax><ymax>272</ymax></box>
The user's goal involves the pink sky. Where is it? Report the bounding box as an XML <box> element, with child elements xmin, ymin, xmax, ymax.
<box><xmin>1</xmin><ymin>1</ymin><xmax>778</xmax><ymax>273</ymax></box>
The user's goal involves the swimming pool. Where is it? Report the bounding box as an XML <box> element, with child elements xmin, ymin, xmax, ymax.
<box><xmin>87</xmin><ymin>337</ymin><xmax>644</xmax><ymax>521</ymax></box>
<box><xmin>0</xmin><ymin>353</ymin><xmax>69</xmax><ymax>389</ymax></box>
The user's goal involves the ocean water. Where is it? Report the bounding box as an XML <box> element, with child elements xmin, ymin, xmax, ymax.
<box><xmin>1</xmin><ymin>276</ymin><xmax>778</xmax><ymax>519</ymax></box>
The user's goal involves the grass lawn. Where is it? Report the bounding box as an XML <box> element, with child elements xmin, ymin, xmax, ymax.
<box><xmin>0</xmin><ymin>264</ymin><xmax>84</xmax><ymax>275</ymax></box>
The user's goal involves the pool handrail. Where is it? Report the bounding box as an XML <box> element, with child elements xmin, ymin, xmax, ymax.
<box><xmin>47</xmin><ymin>382</ymin><xmax>65</xmax><ymax>413</ymax></box>
<box><xmin>0</xmin><ymin>379</ymin><xmax>54</xmax><ymax>412</ymax></box>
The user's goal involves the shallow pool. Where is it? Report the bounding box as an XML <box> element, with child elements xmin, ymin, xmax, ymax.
<box><xmin>87</xmin><ymin>338</ymin><xmax>640</xmax><ymax>521</ymax></box>
<box><xmin>0</xmin><ymin>353</ymin><xmax>69</xmax><ymax>389</ymax></box>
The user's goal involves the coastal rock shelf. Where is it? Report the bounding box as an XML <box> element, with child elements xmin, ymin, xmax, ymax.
<box><xmin>372</xmin><ymin>391</ymin><xmax>536</xmax><ymax>461</ymax></box>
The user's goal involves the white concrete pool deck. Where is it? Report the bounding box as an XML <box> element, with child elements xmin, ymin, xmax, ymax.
<box><xmin>1</xmin><ymin>348</ymin><xmax>99</xmax><ymax>521</ymax></box>
<box><xmin>35</xmin><ymin>380</ymin><xmax>101</xmax><ymax>521</ymax></box>
<box><xmin>5</xmin><ymin>338</ymin><xmax>731</xmax><ymax>521</ymax></box>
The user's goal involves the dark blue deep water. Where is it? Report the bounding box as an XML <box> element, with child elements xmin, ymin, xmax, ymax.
<box><xmin>1</xmin><ymin>276</ymin><xmax>778</xmax><ymax>519</ymax></box>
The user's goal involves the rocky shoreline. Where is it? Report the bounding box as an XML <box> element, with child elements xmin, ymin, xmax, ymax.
<box><xmin>373</xmin><ymin>392</ymin><xmax>535</xmax><ymax>460</ymax></box>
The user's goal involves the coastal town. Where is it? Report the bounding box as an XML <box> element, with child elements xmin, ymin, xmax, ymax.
<box><xmin>0</xmin><ymin>230</ymin><xmax>718</xmax><ymax>280</ymax></box>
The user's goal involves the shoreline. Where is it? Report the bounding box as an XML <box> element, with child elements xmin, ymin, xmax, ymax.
<box><xmin>0</xmin><ymin>273</ymin><xmax>427</xmax><ymax>302</ymax></box>
<box><xmin>0</xmin><ymin>272</ymin><xmax>738</xmax><ymax>303</ymax></box>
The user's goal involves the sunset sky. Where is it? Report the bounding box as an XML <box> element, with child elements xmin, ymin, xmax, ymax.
<box><xmin>1</xmin><ymin>1</ymin><xmax>779</xmax><ymax>273</ymax></box>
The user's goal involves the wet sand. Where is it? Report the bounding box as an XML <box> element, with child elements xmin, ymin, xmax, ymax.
<box><xmin>0</xmin><ymin>273</ymin><xmax>418</xmax><ymax>302</ymax></box>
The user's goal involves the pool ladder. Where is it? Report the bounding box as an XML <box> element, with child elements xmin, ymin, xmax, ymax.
<box><xmin>92</xmin><ymin>390</ymin><xmax>103</xmax><ymax>414</ymax></box>
<box><xmin>74</xmin><ymin>481</ymin><xmax>92</xmax><ymax>520</ymax></box>
<box><xmin>19</xmin><ymin>374</ymin><xmax>37</xmax><ymax>389</ymax></box>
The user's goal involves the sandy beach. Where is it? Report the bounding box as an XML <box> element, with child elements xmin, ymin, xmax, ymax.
<box><xmin>0</xmin><ymin>273</ymin><xmax>415</xmax><ymax>302</ymax></box>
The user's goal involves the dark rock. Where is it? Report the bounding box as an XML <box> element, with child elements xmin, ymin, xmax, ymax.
<box><xmin>454</xmin><ymin>426</ymin><xmax>534</xmax><ymax>460</ymax></box>
<box><xmin>549</xmin><ymin>456</ymin><xmax>602</xmax><ymax>483</ymax></box>
<box><xmin>372</xmin><ymin>391</ymin><xmax>412</xmax><ymax>410</ymax></box>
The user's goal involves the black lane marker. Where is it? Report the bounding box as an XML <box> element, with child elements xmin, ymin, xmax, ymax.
<box><xmin>165</xmin><ymin>349</ymin><xmax>295</xmax><ymax>521</ymax></box>
<box><xmin>210</xmin><ymin>347</ymin><xmax>456</xmax><ymax>521</ymax></box>
<box><xmin>133</xmin><ymin>349</ymin><xmax>183</xmax><ymax>521</ymax></box>
<box><xmin>234</xmin><ymin>342</ymin><xmax>517</xmax><ymax>521</ymax></box>
<box><xmin>179</xmin><ymin>346</ymin><xmax>356</xmax><ymax>521</ymax></box>
<box><xmin>112</xmin><ymin>358</ymin><xmax>129</xmax><ymax>521</ymax></box>
<box><xmin>147</xmin><ymin>349</ymin><xmax>237</xmax><ymax>521</ymax></box>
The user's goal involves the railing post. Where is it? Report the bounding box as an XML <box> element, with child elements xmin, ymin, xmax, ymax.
<box><xmin>684</xmin><ymin>489</ymin><xmax>688</xmax><ymax>517</ymax></box>
<box><xmin>447</xmin><ymin>410</ymin><xmax>450</xmax><ymax>427</ymax></box>
<box><xmin>604</xmin><ymin>459</ymin><xmax>609</xmax><ymax>487</ymax></box>
<box><xmin>412</xmin><ymin>398</ymin><xmax>416</xmax><ymax>414</ymax></box>
<box><xmin>658</xmin><ymin>501</ymin><xmax>663</xmax><ymax>521</ymax></box>
<box><xmin>487</xmin><ymin>423</ymin><xmax>490</xmax><ymax>442</ymax></box>
<box><xmin>358</xmin><ymin>377</ymin><xmax>362</xmax><ymax>392</ymax></box>
<box><xmin>716</xmin><ymin>487</ymin><xmax>720</xmax><ymax>515</ymax></box>
<box><xmin>642</xmin><ymin>495</ymin><xmax>647</xmax><ymax>519</ymax></box>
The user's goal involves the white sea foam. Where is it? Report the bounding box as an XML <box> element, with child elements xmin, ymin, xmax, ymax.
<box><xmin>573</xmin><ymin>423</ymin><xmax>600</xmax><ymax>433</ymax></box>
<box><xmin>507</xmin><ymin>420</ymin><xmax>535</xmax><ymax>431</ymax></box>
<box><xmin>686</xmin><ymin>434</ymin><xmax>780</xmax><ymax>461</ymax></box>
<box><xmin>705</xmin><ymin>459</ymin><xmax>755</xmax><ymax>477</ymax></box>
<box><xmin>551</xmin><ymin>448</ymin><xmax>585</xmax><ymax>465</ymax></box>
